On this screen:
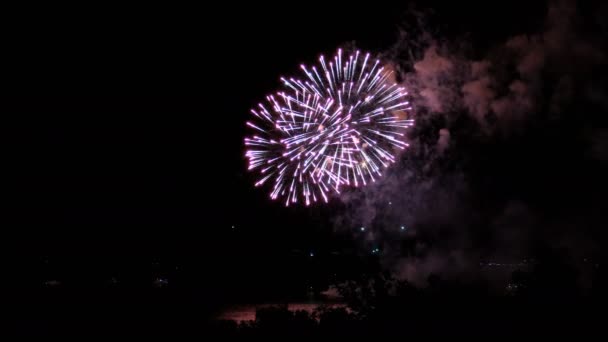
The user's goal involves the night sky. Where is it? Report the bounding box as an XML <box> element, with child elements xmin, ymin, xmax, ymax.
<box><xmin>6</xmin><ymin>0</ymin><xmax>608</xmax><ymax>337</ymax></box>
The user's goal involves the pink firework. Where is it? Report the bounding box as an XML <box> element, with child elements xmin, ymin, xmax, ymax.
<box><xmin>245</xmin><ymin>49</ymin><xmax>414</xmax><ymax>206</ymax></box>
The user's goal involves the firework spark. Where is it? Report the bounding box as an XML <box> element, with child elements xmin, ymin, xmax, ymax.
<box><xmin>245</xmin><ymin>49</ymin><xmax>414</xmax><ymax>206</ymax></box>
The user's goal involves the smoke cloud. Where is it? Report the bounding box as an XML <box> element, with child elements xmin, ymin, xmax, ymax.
<box><xmin>336</xmin><ymin>0</ymin><xmax>608</xmax><ymax>287</ymax></box>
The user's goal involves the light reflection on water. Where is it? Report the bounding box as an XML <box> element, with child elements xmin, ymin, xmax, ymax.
<box><xmin>217</xmin><ymin>302</ymin><xmax>348</xmax><ymax>322</ymax></box>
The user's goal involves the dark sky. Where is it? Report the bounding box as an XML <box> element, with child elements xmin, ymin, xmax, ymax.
<box><xmin>5</xmin><ymin>0</ymin><xmax>608</xmax><ymax>306</ymax></box>
<box><xmin>8</xmin><ymin>1</ymin><xmax>548</xmax><ymax>227</ymax></box>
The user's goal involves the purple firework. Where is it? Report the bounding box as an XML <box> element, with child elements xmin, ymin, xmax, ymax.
<box><xmin>245</xmin><ymin>49</ymin><xmax>414</xmax><ymax>206</ymax></box>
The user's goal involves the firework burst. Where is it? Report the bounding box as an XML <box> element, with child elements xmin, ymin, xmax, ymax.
<box><xmin>245</xmin><ymin>49</ymin><xmax>414</xmax><ymax>206</ymax></box>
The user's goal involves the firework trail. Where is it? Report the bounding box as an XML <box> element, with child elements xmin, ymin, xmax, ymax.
<box><xmin>245</xmin><ymin>49</ymin><xmax>414</xmax><ymax>206</ymax></box>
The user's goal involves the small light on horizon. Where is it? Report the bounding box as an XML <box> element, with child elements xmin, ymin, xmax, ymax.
<box><xmin>401</xmin><ymin>226</ymin><xmax>405</xmax><ymax>230</ymax></box>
